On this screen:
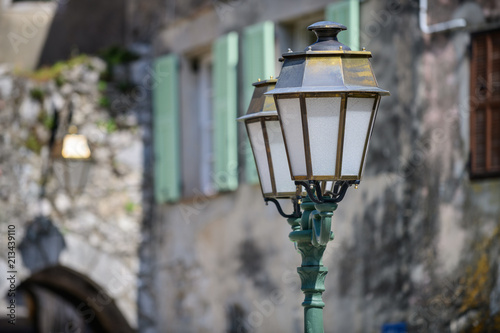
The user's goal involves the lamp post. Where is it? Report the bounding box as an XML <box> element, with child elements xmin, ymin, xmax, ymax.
<box><xmin>52</xmin><ymin>125</ymin><xmax>92</xmax><ymax>198</ymax></box>
<box><xmin>238</xmin><ymin>21</ymin><xmax>389</xmax><ymax>332</ymax></box>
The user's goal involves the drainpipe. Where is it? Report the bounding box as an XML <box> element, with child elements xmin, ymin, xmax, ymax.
<box><xmin>419</xmin><ymin>0</ymin><xmax>466</xmax><ymax>34</ymax></box>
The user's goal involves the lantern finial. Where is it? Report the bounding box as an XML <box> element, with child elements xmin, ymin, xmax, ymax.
<box><xmin>306</xmin><ymin>21</ymin><xmax>350</xmax><ymax>51</ymax></box>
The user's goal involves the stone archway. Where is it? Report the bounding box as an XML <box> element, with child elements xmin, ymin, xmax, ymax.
<box><xmin>16</xmin><ymin>265</ymin><xmax>135</xmax><ymax>333</ymax></box>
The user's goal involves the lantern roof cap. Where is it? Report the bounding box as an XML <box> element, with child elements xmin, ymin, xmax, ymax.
<box><xmin>265</xmin><ymin>52</ymin><xmax>390</xmax><ymax>95</ymax></box>
<box><xmin>238</xmin><ymin>79</ymin><xmax>279</xmax><ymax>121</ymax></box>
<box><xmin>266</xmin><ymin>21</ymin><xmax>390</xmax><ymax>97</ymax></box>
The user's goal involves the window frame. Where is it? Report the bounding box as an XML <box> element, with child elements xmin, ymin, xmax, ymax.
<box><xmin>179</xmin><ymin>50</ymin><xmax>217</xmax><ymax>199</ymax></box>
<box><xmin>197</xmin><ymin>54</ymin><xmax>216</xmax><ymax>196</ymax></box>
<box><xmin>470</xmin><ymin>29</ymin><xmax>500</xmax><ymax>179</ymax></box>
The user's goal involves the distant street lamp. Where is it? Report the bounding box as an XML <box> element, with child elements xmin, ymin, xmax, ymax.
<box><xmin>238</xmin><ymin>21</ymin><xmax>389</xmax><ymax>332</ymax></box>
<box><xmin>53</xmin><ymin>125</ymin><xmax>92</xmax><ymax>198</ymax></box>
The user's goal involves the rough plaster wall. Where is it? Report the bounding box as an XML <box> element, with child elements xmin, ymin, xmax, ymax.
<box><xmin>147</xmin><ymin>185</ymin><xmax>304</xmax><ymax>333</ymax></box>
<box><xmin>323</xmin><ymin>1</ymin><xmax>500</xmax><ymax>332</ymax></box>
<box><xmin>155</xmin><ymin>0</ymin><xmax>334</xmax><ymax>55</ymax></box>
<box><xmin>0</xmin><ymin>57</ymin><xmax>148</xmax><ymax>328</ymax></box>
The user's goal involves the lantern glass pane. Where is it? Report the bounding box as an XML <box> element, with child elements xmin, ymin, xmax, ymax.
<box><xmin>341</xmin><ymin>97</ymin><xmax>375</xmax><ymax>176</ymax></box>
<box><xmin>266</xmin><ymin>120</ymin><xmax>296</xmax><ymax>194</ymax></box>
<box><xmin>276</xmin><ymin>98</ymin><xmax>307</xmax><ymax>177</ymax></box>
<box><xmin>305</xmin><ymin>97</ymin><xmax>341</xmax><ymax>177</ymax></box>
<box><xmin>248</xmin><ymin>121</ymin><xmax>272</xmax><ymax>194</ymax></box>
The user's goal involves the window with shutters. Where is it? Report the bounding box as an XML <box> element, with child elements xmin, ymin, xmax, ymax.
<box><xmin>156</xmin><ymin>33</ymin><xmax>239</xmax><ymax>202</ymax></box>
<box><xmin>242</xmin><ymin>21</ymin><xmax>277</xmax><ymax>184</ymax></box>
<box><xmin>179</xmin><ymin>51</ymin><xmax>216</xmax><ymax>198</ymax></box>
<box><xmin>212</xmin><ymin>32</ymin><xmax>239</xmax><ymax>192</ymax></box>
<box><xmin>325</xmin><ymin>0</ymin><xmax>360</xmax><ymax>51</ymax></box>
<box><xmin>153</xmin><ymin>54</ymin><xmax>181</xmax><ymax>203</ymax></box>
<box><xmin>470</xmin><ymin>29</ymin><xmax>500</xmax><ymax>179</ymax></box>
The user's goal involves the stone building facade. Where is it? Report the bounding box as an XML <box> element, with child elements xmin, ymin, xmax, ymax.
<box><xmin>0</xmin><ymin>0</ymin><xmax>499</xmax><ymax>333</ymax></box>
<box><xmin>142</xmin><ymin>0</ymin><xmax>500</xmax><ymax>332</ymax></box>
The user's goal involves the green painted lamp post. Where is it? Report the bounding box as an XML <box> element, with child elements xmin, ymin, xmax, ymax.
<box><xmin>238</xmin><ymin>21</ymin><xmax>389</xmax><ymax>333</ymax></box>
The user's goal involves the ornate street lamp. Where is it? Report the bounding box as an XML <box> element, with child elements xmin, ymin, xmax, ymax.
<box><xmin>239</xmin><ymin>21</ymin><xmax>389</xmax><ymax>332</ymax></box>
<box><xmin>52</xmin><ymin>125</ymin><xmax>92</xmax><ymax>198</ymax></box>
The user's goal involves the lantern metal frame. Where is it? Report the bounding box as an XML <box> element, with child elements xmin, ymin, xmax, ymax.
<box><xmin>238</xmin><ymin>79</ymin><xmax>304</xmax><ymax>218</ymax></box>
<box><xmin>241</xmin><ymin>110</ymin><xmax>299</xmax><ymax>199</ymax></box>
<box><xmin>274</xmin><ymin>92</ymin><xmax>381</xmax><ymax>181</ymax></box>
<box><xmin>239</xmin><ymin>79</ymin><xmax>302</xmax><ymax>199</ymax></box>
<box><xmin>266</xmin><ymin>21</ymin><xmax>389</xmax><ymax>185</ymax></box>
<box><xmin>240</xmin><ymin>110</ymin><xmax>304</xmax><ymax>218</ymax></box>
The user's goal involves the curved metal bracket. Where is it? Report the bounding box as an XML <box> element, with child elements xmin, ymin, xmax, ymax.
<box><xmin>295</xmin><ymin>180</ymin><xmax>358</xmax><ymax>204</ymax></box>
<box><xmin>265</xmin><ymin>198</ymin><xmax>302</xmax><ymax>219</ymax></box>
<box><xmin>310</xmin><ymin>210</ymin><xmax>331</xmax><ymax>246</ymax></box>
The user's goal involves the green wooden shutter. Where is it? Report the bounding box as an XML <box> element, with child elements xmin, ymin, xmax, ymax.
<box><xmin>213</xmin><ymin>32</ymin><xmax>239</xmax><ymax>191</ymax></box>
<box><xmin>153</xmin><ymin>54</ymin><xmax>181</xmax><ymax>203</ymax></box>
<box><xmin>242</xmin><ymin>21</ymin><xmax>275</xmax><ymax>183</ymax></box>
<box><xmin>326</xmin><ymin>0</ymin><xmax>360</xmax><ymax>51</ymax></box>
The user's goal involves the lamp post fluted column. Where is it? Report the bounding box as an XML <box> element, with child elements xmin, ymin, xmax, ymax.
<box><xmin>289</xmin><ymin>197</ymin><xmax>337</xmax><ymax>333</ymax></box>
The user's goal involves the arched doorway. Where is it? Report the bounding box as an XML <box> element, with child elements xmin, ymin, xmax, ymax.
<box><xmin>2</xmin><ymin>265</ymin><xmax>135</xmax><ymax>333</ymax></box>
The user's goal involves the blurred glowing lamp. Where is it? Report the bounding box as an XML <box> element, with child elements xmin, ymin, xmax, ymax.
<box><xmin>54</xmin><ymin>125</ymin><xmax>92</xmax><ymax>197</ymax></box>
<box><xmin>61</xmin><ymin>126</ymin><xmax>91</xmax><ymax>159</ymax></box>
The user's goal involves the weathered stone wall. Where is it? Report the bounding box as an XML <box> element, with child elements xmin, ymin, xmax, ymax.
<box><xmin>0</xmin><ymin>56</ymin><xmax>149</xmax><ymax>328</ymax></box>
